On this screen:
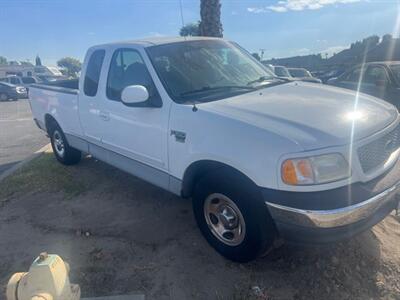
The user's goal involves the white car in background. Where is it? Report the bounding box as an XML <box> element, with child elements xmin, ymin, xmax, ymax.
<box><xmin>288</xmin><ymin>67</ymin><xmax>322</xmax><ymax>83</ymax></box>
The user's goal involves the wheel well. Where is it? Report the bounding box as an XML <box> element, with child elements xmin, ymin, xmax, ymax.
<box><xmin>181</xmin><ymin>160</ymin><xmax>256</xmax><ymax>198</ymax></box>
<box><xmin>44</xmin><ymin>114</ymin><xmax>58</xmax><ymax>134</ymax></box>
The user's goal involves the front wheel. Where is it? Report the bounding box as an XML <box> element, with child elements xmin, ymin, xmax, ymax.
<box><xmin>192</xmin><ymin>170</ymin><xmax>277</xmax><ymax>262</ymax></box>
<box><xmin>49</xmin><ymin>124</ymin><xmax>81</xmax><ymax>165</ymax></box>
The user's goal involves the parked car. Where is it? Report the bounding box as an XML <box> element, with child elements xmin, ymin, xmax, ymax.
<box><xmin>29</xmin><ymin>37</ymin><xmax>400</xmax><ymax>262</ymax></box>
<box><xmin>288</xmin><ymin>68</ymin><xmax>322</xmax><ymax>83</ymax></box>
<box><xmin>0</xmin><ymin>75</ymin><xmax>39</xmax><ymax>89</ymax></box>
<box><xmin>0</xmin><ymin>75</ymin><xmax>23</xmax><ymax>85</ymax></box>
<box><xmin>273</xmin><ymin>65</ymin><xmax>293</xmax><ymax>79</ymax></box>
<box><xmin>327</xmin><ymin>62</ymin><xmax>400</xmax><ymax>108</ymax></box>
<box><xmin>0</xmin><ymin>82</ymin><xmax>28</xmax><ymax>101</ymax></box>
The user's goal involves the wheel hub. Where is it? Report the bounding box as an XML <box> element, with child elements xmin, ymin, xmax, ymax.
<box><xmin>204</xmin><ymin>193</ymin><xmax>246</xmax><ymax>246</ymax></box>
<box><xmin>219</xmin><ymin>206</ymin><xmax>239</xmax><ymax>230</ymax></box>
<box><xmin>53</xmin><ymin>130</ymin><xmax>65</xmax><ymax>157</ymax></box>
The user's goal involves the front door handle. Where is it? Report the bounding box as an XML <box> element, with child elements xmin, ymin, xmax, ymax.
<box><xmin>99</xmin><ymin>111</ymin><xmax>110</xmax><ymax>121</ymax></box>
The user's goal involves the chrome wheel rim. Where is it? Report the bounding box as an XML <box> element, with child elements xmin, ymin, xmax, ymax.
<box><xmin>204</xmin><ymin>193</ymin><xmax>246</xmax><ymax>246</ymax></box>
<box><xmin>53</xmin><ymin>130</ymin><xmax>65</xmax><ymax>158</ymax></box>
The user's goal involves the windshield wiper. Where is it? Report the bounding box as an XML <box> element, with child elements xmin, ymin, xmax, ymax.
<box><xmin>246</xmin><ymin>76</ymin><xmax>284</xmax><ymax>86</ymax></box>
<box><xmin>180</xmin><ymin>85</ymin><xmax>256</xmax><ymax>97</ymax></box>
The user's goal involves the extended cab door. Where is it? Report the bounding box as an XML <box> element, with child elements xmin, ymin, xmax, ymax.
<box><xmin>97</xmin><ymin>46</ymin><xmax>169</xmax><ymax>172</ymax></box>
<box><xmin>78</xmin><ymin>49</ymin><xmax>106</xmax><ymax>143</ymax></box>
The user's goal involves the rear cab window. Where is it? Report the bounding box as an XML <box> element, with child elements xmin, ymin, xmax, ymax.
<box><xmin>84</xmin><ymin>49</ymin><xmax>106</xmax><ymax>97</ymax></box>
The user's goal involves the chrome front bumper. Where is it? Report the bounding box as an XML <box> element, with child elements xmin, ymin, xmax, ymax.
<box><xmin>266</xmin><ymin>182</ymin><xmax>400</xmax><ymax>228</ymax></box>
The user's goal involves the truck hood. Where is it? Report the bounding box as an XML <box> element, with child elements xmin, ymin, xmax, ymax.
<box><xmin>201</xmin><ymin>82</ymin><xmax>398</xmax><ymax>150</ymax></box>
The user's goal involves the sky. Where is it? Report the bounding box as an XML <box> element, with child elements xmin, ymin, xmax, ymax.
<box><xmin>0</xmin><ymin>0</ymin><xmax>399</xmax><ymax>66</ymax></box>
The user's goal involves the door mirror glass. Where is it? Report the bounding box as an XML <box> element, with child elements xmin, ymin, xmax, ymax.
<box><xmin>121</xmin><ymin>85</ymin><xmax>149</xmax><ymax>105</ymax></box>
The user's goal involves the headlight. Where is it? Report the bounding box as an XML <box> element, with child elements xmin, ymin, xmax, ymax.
<box><xmin>281</xmin><ymin>153</ymin><xmax>350</xmax><ymax>185</ymax></box>
<box><xmin>16</xmin><ymin>87</ymin><xmax>26</xmax><ymax>93</ymax></box>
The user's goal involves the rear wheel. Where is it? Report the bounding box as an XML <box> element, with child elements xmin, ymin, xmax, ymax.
<box><xmin>0</xmin><ymin>93</ymin><xmax>8</xmax><ymax>101</ymax></box>
<box><xmin>49</xmin><ymin>123</ymin><xmax>81</xmax><ymax>165</ymax></box>
<box><xmin>192</xmin><ymin>170</ymin><xmax>277</xmax><ymax>262</ymax></box>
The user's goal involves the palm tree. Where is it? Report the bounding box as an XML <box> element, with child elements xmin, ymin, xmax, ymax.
<box><xmin>199</xmin><ymin>0</ymin><xmax>223</xmax><ymax>37</ymax></box>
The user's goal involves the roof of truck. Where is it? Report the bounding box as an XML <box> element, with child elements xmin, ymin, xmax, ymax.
<box><xmin>94</xmin><ymin>36</ymin><xmax>223</xmax><ymax>48</ymax></box>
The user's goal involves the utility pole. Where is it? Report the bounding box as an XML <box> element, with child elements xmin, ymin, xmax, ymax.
<box><xmin>259</xmin><ymin>48</ymin><xmax>266</xmax><ymax>60</ymax></box>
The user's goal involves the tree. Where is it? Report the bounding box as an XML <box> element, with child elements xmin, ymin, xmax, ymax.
<box><xmin>362</xmin><ymin>35</ymin><xmax>379</xmax><ymax>47</ymax></box>
<box><xmin>0</xmin><ymin>56</ymin><xmax>7</xmax><ymax>65</ymax></box>
<box><xmin>36</xmin><ymin>55</ymin><xmax>42</xmax><ymax>66</ymax></box>
<box><xmin>251</xmin><ymin>53</ymin><xmax>261</xmax><ymax>61</ymax></box>
<box><xmin>199</xmin><ymin>0</ymin><xmax>223</xmax><ymax>37</ymax></box>
<box><xmin>180</xmin><ymin>22</ymin><xmax>200</xmax><ymax>37</ymax></box>
<box><xmin>382</xmin><ymin>34</ymin><xmax>393</xmax><ymax>43</ymax></box>
<box><xmin>57</xmin><ymin>57</ymin><xmax>82</xmax><ymax>78</ymax></box>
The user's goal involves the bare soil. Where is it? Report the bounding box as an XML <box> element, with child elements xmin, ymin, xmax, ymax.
<box><xmin>0</xmin><ymin>152</ymin><xmax>399</xmax><ymax>299</ymax></box>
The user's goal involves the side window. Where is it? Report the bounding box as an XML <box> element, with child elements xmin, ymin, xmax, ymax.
<box><xmin>106</xmin><ymin>48</ymin><xmax>160</xmax><ymax>104</ymax></box>
<box><xmin>10</xmin><ymin>77</ymin><xmax>19</xmax><ymax>84</ymax></box>
<box><xmin>84</xmin><ymin>49</ymin><xmax>105</xmax><ymax>97</ymax></box>
<box><xmin>364</xmin><ymin>66</ymin><xmax>389</xmax><ymax>84</ymax></box>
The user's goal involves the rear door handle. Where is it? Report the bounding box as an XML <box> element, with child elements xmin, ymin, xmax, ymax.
<box><xmin>99</xmin><ymin>111</ymin><xmax>110</xmax><ymax>121</ymax></box>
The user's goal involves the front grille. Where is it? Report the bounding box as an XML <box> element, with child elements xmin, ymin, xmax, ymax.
<box><xmin>358</xmin><ymin>123</ymin><xmax>400</xmax><ymax>173</ymax></box>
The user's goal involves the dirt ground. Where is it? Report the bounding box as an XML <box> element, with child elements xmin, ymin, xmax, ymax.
<box><xmin>0</xmin><ymin>151</ymin><xmax>399</xmax><ymax>300</ymax></box>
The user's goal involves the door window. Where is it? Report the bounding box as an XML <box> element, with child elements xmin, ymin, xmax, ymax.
<box><xmin>10</xmin><ymin>77</ymin><xmax>19</xmax><ymax>84</ymax></box>
<box><xmin>392</xmin><ymin>65</ymin><xmax>400</xmax><ymax>83</ymax></box>
<box><xmin>364</xmin><ymin>66</ymin><xmax>389</xmax><ymax>84</ymax></box>
<box><xmin>84</xmin><ymin>49</ymin><xmax>105</xmax><ymax>97</ymax></box>
<box><xmin>106</xmin><ymin>48</ymin><xmax>160</xmax><ymax>104</ymax></box>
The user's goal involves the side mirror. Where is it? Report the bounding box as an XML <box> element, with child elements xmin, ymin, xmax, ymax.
<box><xmin>121</xmin><ymin>85</ymin><xmax>149</xmax><ymax>105</ymax></box>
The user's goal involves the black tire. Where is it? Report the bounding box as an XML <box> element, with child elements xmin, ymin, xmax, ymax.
<box><xmin>0</xmin><ymin>93</ymin><xmax>8</xmax><ymax>101</ymax></box>
<box><xmin>49</xmin><ymin>123</ymin><xmax>81</xmax><ymax>165</ymax></box>
<box><xmin>192</xmin><ymin>169</ymin><xmax>277</xmax><ymax>262</ymax></box>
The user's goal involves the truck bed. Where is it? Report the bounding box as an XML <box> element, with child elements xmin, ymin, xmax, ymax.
<box><xmin>29</xmin><ymin>81</ymin><xmax>83</xmax><ymax>138</ymax></box>
<box><xmin>30</xmin><ymin>79</ymin><xmax>79</xmax><ymax>93</ymax></box>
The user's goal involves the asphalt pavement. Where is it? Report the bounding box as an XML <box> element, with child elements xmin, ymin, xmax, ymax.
<box><xmin>0</xmin><ymin>99</ymin><xmax>49</xmax><ymax>175</ymax></box>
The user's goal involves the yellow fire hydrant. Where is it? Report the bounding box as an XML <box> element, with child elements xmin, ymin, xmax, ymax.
<box><xmin>6</xmin><ymin>252</ymin><xmax>80</xmax><ymax>300</ymax></box>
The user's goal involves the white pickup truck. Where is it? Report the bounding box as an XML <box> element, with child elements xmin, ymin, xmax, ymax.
<box><xmin>29</xmin><ymin>37</ymin><xmax>400</xmax><ymax>262</ymax></box>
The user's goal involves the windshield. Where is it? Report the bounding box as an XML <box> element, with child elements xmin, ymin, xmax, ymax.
<box><xmin>146</xmin><ymin>40</ymin><xmax>277</xmax><ymax>103</ymax></box>
<box><xmin>289</xmin><ymin>68</ymin><xmax>311</xmax><ymax>78</ymax></box>
<box><xmin>274</xmin><ymin>66</ymin><xmax>291</xmax><ymax>77</ymax></box>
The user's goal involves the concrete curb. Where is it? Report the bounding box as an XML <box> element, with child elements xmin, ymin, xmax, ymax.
<box><xmin>0</xmin><ymin>143</ymin><xmax>51</xmax><ymax>183</ymax></box>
